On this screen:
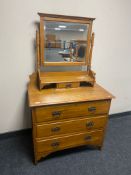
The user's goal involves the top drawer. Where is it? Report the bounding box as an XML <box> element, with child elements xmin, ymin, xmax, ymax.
<box><xmin>33</xmin><ymin>100</ymin><xmax>110</xmax><ymax>123</ymax></box>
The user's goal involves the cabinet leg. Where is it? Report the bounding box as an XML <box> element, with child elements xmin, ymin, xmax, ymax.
<box><xmin>34</xmin><ymin>159</ymin><xmax>38</xmax><ymax>165</ymax></box>
<box><xmin>34</xmin><ymin>152</ymin><xmax>51</xmax><ymax>164</ymax></box>
<box><xmin>98</xmin><ymin>146</ymin><xmax>102</xmax><ymax>150</ymax></box>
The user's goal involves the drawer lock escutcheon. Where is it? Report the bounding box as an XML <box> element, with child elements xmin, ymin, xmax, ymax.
<box><xmin>84</xmin><ymin>135</ymin><xmax>92</xmax><ymax>141</ymax></box>
<box><xmin>51</xmin><ymin>142</ymin><xmax>60</xmax><ymax>148</ymax></box>
<box><xmin>88</xmin><ymin>106</ymin><xmax>96</xmax><ymax>112</ymax></box>
<box><xmin>66</xmin><ymin>83</ymin><xmax>72</xmax><ymax>88</ymax></box>
<box><xmin>52</xmin><ymin>111</ymin><xmax>61</xmax><ymax>118</ymax></box>
<box><xmin>86</xmin><ymin>121</ymin><xmax>94</xmax><ymax>127</ymax></box>
<box><xmin>51</xmin><ymin>127</ymin><xmax>61</xmax><ymax>132</ymax></box>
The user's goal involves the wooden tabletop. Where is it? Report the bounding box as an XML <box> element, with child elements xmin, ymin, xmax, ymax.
<box><xmin>28</xmin><ymin>73</ymin><xmax>114</xmax><ymax>107</ymax></box>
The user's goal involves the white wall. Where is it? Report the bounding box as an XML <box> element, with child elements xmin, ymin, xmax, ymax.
<box><xmin>46</xmin><ymin>30</ymin><xmax>87</xmax><ymax>41</ymax></box>
<box><xmin>0</xmin><ymin>0</ymin><xmax>131</xmax><ymax>133</ymax></box>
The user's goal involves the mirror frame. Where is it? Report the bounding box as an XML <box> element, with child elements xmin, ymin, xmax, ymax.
<box><xmin>38</xmin><ymin>13</ymin><xmax>95</xmax><ymax>66</ymax></box>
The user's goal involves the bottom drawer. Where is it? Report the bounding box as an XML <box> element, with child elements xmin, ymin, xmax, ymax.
<box><xmin>36</xmin><ymin>130</ymin><xmax>103</xmax><ymax>153</ymax></box>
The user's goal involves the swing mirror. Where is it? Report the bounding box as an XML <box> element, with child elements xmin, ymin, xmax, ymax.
<box><xmin>39</xmin><ymin>13</ymin><xmax>94</xmax><ymax>66</ymax></box>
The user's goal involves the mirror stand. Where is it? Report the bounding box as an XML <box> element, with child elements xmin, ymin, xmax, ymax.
<box><xmin>36</xmin><ymin>13</ymin><xmax>96</xmax><ymax>90</ymax></box>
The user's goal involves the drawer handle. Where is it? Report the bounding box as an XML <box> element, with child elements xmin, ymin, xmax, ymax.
<box><xmin>86</xmin><ymin>121</ymin><xmax>94</xmax><ymax>127</ymax></box>
<box><xmin>85</xmin><ymin>135</ymin><xmax>92</xmax><ymax>141</ymax></box>
<box><xmin>52</xmin><ymin>111</ymin><xmax>61</xmax><ymax>117</ymax></box>
<box><xmin>66</xmin><ymin>83</ymin><xmax>72</xmax><ymax>88</ymax></box>
<box><xmin>88</xmin><ymin>107</ymin><xmax>96</xmax><ymax>112</ymax></box>
<box><xmin>51</xmin><ymin>127</ymin><xmax>61</xmax><ymax>132</ymax></box>
<box><xmin>51</xmin><ymin>142</ymin><xmax>60</xmax><ymax>147</ymax></box>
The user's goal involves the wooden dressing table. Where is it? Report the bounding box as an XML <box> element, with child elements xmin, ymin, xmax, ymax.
<box><xmin>28</xmin><ymin>13</ymin><xmax>114</xmax><ymax>164</ymax></box>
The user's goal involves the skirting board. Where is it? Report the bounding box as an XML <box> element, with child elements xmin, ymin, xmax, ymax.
<box><xmin>0</xmin><ymin>128</ymin><xmax>32</xmax><ymax>140</ymax></box>
<box><xmin>109</xmin><ymin>111</ymin><xmax>131</xmax><ymax>118</ymax></box>
<box><xmin>0</xmin><ymin>111</ymin><xmax>131</xmax><ymax>140</ymax></box>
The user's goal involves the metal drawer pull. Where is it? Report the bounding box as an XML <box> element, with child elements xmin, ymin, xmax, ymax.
<box><xmin>51</xmin><ymin>142</ymin><xmax>60</xmax><ymax>147</ymax></box>
<box><xmin>85</xmin><ymin>135</ymin><xmax>92</xmax><ymax>141</ymax></box>
<box><xmin>86</xmin><ymin>121</ymin><xmax>94</xmax><ymax>127</ymax></box>
<box><xmin>51</xmin><ymin>127</ymin><xmax>60</xmax><ymax>132</ymax></box>
<box><xmin>88</xmin><ymin>107</ymin><xmax>96</xmax><ymax>112</ymax></box>
<box><xmin>52</xmin><ymin>111</ymin><xmax>61</xmax><ymax>117</ymax></box>
<box><xmin>66</xmin><ymin>83</ymin><xmax>72</xmax><ymax>88</ymax></box>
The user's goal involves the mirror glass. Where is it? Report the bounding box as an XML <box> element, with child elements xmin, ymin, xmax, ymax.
<box><xmin>44</xmin><ymin>21</ymin><xmax>89</xmax><ymax>63</ymax></box>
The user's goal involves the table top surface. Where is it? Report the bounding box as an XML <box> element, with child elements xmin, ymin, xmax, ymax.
<box><xmin>28</xmin><ymin>73</ymin><xmax>114</xmax><ymax>107</ymax></box>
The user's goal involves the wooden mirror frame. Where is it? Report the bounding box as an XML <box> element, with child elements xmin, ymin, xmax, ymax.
<box><xmin>38</xmin><ymin>13</ymin><xmax>95</xmax><ymax>66</ymax></box>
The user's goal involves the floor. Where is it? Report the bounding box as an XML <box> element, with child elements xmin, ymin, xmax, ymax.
<box><xmin>0</xmin><ymin>114</ymin><xmax>131</xmax><ymax>175</ymax></box>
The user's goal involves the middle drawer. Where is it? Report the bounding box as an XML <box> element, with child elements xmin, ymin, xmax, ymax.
<box><xmin>35</xmin><ymin>115</ymin><xmax>107</xmax><ymax>138</ymax></box>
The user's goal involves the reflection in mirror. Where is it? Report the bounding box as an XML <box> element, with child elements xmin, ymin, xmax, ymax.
<box><xmin>44</xmin><ymin>21</ymin><xmax>89</xmax><ymax>63</ymax></box>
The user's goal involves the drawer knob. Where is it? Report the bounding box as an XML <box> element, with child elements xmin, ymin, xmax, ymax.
<box><xmin>86</xmin><ymin>121</ymin><xmax>94</xmax><ymax>127</ymax></box>
<box><xmin>88</xmin><ymin>107</ymin><xmax>96</xmax><ymax>112</ymax></box>
<box><xmin>85</xmin><ymin>135</ymin><xmax>92</xmax><ymax>141</ymax></box>
<box><xmin>52</xmin><ymin>111</ymin><xmax>61</xmax><ymax>118</ymax></box>
<box><xmin>51</xmin><ymin>127</ymin><xmax>61</xmax><ymax>132</ymax></box>
<box><xmin>51</xmin><ymin>141</ymin><xmax>60</xmax><ymax>147</ymax></box>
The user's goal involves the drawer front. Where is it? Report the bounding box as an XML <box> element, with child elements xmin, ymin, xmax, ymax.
<box><xmin>35</xmin><ymin>115</ymin><xmax>107</xmax><ymax>138</ymax></box>
<box><xmin>36</xmin><ymin>130</ymin><xmax>103</xmax><ymax>153</ymax></box>
<box><xmin>57</xmin><ymin>82</ymin><xmax>80</xmax><ymax>89</ymax></box>
<box><xmin>34</xmin><ymin>100</ymin><xmax>110</xmax><ymax>123</ymax></box>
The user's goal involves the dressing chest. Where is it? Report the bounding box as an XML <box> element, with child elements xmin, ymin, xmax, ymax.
<box><xmin>28</xmin><ymin>13</ymin><xmax>114</xmax><ymax>164</ymax></box>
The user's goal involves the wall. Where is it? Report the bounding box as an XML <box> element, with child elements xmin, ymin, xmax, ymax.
<box><xmin>46</xmin><ymin>30</ymin><xmax>87</xmax><ymax>41</ymax></box>
<box><xmin>0</xmin><ymin>0</ymin><xmax>131</xmax><ymax>133</ymax></box>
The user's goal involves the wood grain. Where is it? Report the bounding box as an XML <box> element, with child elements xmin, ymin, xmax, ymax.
<box><xmin>28</xmin><ymin>73</ymin><xmax>114</xmax><ymax>107</ymax></box>
<box><xmin>86</xmin><ymin>21</ymin><xmax>92</xmax><ymax>66</ymax></box>
<box><xmin>39</xmin><ymin>71</ymin><xmax>93</xmax><ymax>83</ymax></box>
<box><xmin>35</xmin><ymin>115</ymin><xmax>107</xmax><ymax>138</ymax></box>
<box><xmin>34</xmin><ymin>100</ymin><xmax>110</xmax><ymax>123</ymax></box>
<box><xmin>36</xmin><ymin>31</ymin><xmax>40</xmax><ymax>70</ymax></box>
<box><xmin>40</xmin><ymin>18</ymin><xmax>44</xmax><ymax>65</ymax></box>
<box><xmin>43</xmin><ymin>62</ymin><xmax>86</xmax><ymax>66</ymax></box>
<box><xmin>57</xmin><ymin>82</ymin><xmax>80</xmax><ymax>89</ymax></box>
<box><xmin>38</xmin><ymin>13</ymin><xmax>95</xmax><ymax>21</ymax></box>
<box><xmin>29</xmin><ymin>13</ymin><xmax>114</xmax><ymax>164</ymax></box>
<box><xmin>38</xmin><ymin>13</ymin><xmax>94</xmax><ymax>66</ymax></box>
<box><xmin>88</xmin><ymin>32</ymin><xmax>95</xmax><ymax>70</ymax></box>
<box><xmin>36</xmin><ymin>130</ymin><xmax>103</xmax><ymax>153</ymax></box>
<box><xmin>28</xmin><ymin>73</ymin><xmax>114</xmax><ymax>163</ymax></box>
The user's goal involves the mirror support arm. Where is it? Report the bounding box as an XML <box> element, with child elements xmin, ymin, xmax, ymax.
<box><xmin>36</xmin><ymin>30</ymin><xmax>41</xmax><ymax>71</ymax></box>
<box><xmin>88</xmin><ymin>32</ymin><xmax>95</xmax><ymax>72</ymax></box>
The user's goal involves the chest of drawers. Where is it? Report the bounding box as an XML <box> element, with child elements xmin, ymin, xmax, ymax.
<box><xmin>28</xmin><ymin>74</ymin><xmax>114</xmax><ymax>164</ymax></box>
<box><xmin>27</xmin><ymin>13</ymin><xmax>115</xmax><ymax>164</ymax></box>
